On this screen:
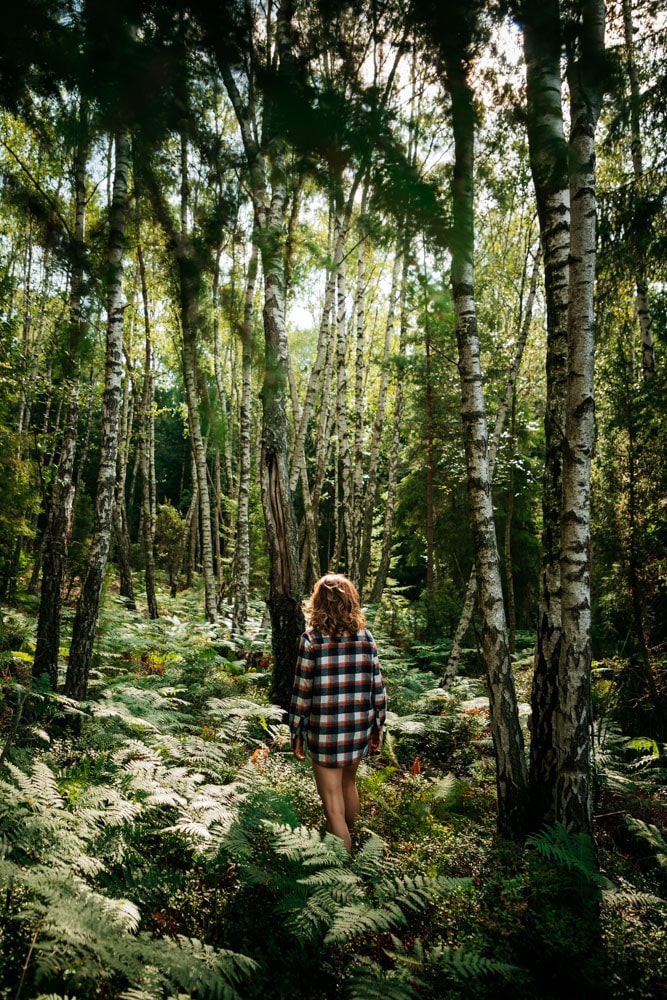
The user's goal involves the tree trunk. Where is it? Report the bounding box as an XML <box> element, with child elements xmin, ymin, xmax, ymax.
<box><xmin>66</xmin><ymin>127</ymin><xmax>130</xmax><ymax>701</ymax></box>
<box><xmin>369</xmin><ymin>252</ymin><xmax>409</xmax><ymax>604</ymax></box>
<box><xmin>333</xmin><ymin>204</ymin><xmax>356</xmax><ymax>581</ymax></box>
<box><xmin>113</xmin><ymin>363</ymin><xmax>136</xmax><ymax>609</ymax></box>
<box><xmin>446</xmin><ymin>49</ymin><xmax>527</xmax><ymax>839</ymax></box>
<box><xmin>622</xmin><ymin>0</ymin><xmax>654</xmax><ymax>379</ymax></box>
<box><xmin>504</xmin><ymin>391</ymin><xmax>517</xmax><ymax>657</ymax></box>
<box><xmin>221</xmin><ymin>0</ymin><xmax>305</xmax><ymax>707</ymax></box>
<box><xmin>521</xmin><ymin>0</ymin><xmax>571</xmax><ymax>830</ymax></box>
<box><xmin>34</xmin><ymin>115</ymin><xmax>88</xmax><ymax>690</ymax></box>
<box><xmin>137</xmin><ymin>244</ymin><xmax>159</xmax><ymax>620</ymax></box>
<box><xmin>358</xmin><ymin>247</ymin><xmax>403</xmax><ymax>596</ymax></box>
<box><xmin>233</xmin><ymin>246</ymin><xmax>258</xmax><ymax>629</ymax></box>
<box><xmin>443</xmin><ymin>245</ymin><xmax>540</xmax><ymax>685</ymax></box>
<box><xmin>555</xmin><ymin>0</ymin><xmax>605</xmax><ymax>836</ymax></box>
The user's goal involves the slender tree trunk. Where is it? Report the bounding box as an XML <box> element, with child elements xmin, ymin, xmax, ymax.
<box><xmin>369</xmin><ymin>252</ymin><xmax>409</xmax><ymax>604</ymax></box>
<box><xmin>521</xmin><ymin>0</ymin><xmax>571</xmax><ymax>830</ymax></box>
<box><xmin>446</xmin><ymin>49</ymin><xmax>527</xmax><ymax>839</ymax></box>
<box><xmin>34</xmin><ymin>115</ymin><xmax>88</xmax><ymax>690</ymax></box>
<box><xmin>622</xmin><ymin>0</ymin><xmax>654</xmax><ymax>378</ymax></box>
<box><xmin>443</xmin><ymin>246</ymin><xmax>539</xmax><ymax>685</ymax></box>
<box><xmin>113</xmin><ymin>366</ymin><xmax>136</xmax><ymax>608</ymax></box>
<box><xmin>66</xmin><ymin>128</ymin><xmax>130</xmax><ymax>701</ymax></box>
<box><xmin>358</xmin><ymin>246</ymin><xmax>403</xmax><ymax>595</ymax></box>
<box><xmin>233</xmin><ymin>246</ymin><xmax>258</xmax><ymax>628</ymax></box>
<box><xmin>221</xmin><ymin>0</ymin><xmax>305</xmax><ymax>706</ymax></box>
<box><xmin>333</xmin><ymin>204</ymin><xmax>356</xmax><ymax>581</ymax></box>
<box><xmin>352</xmin><ymin>185</ymin><xmax>369</xmax><ymax>580</ymax></box>
<box><xmin>425</xmin><ymin>322</ymin><xmax>436</xmax><ymax>594</ymax></box>
<box><xmin>137</xmin><ymin>245</ymin><xmax>159</xmax><ymax>620</ymax></box>
<box><xmin>504</xmin><ymin>391</ymin><xmax>517</xmax><ymax>656</ymax></box>
<box><xmin>555</xmin><ymin>0</ymin><xmax>605</xmax><ymax>835</ymax></box>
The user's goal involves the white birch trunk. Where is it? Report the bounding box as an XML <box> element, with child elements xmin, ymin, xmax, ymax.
<box><xmin>447</xmin><ymin>53</ymin><xmax>527</xmax><ymax>838</ymax></box>
<box><xmin>233</xmin><ymin>246</ymin><xmax>258</xmax><ymax>628</ymax></box>
<box><xmin>358</xmin><ymin>246</ymin><xmax>402</xmax><ymax>595</ymax></box>
<box><xmin>555</xmin><ymin>0</ymin><xmax>605</xmax><ymax>836</ymax></box>
<box><xmin>67</xmin><ymin>127</ymin><xmax>130</xmax><ymax>700</ymax></box>
<box><xmin>369</xmin><ymin>252</ymin><xmax>409</xmax><ymax>604</ymax></box>
<box><xmin>622</xmin><ymin>0</ymin><xmax>654</xmax><ymax>378</ymax></box>
<box><xmin>521</xmin><ymin>0</ymin><xmax>571</xmax><ymax>830</ymax></box>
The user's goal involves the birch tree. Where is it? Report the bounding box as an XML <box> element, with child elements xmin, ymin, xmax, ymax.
<box><xmin>436</xmin><ymin>1</ymin><xmax>528</xmax><ymax>838</ymax></box>
<box><xmin>555</xmin><ymin>0</ymin><xmax>606</xmax><ymax>836</ymax></box>
<box><xmin>66</xmin><ymin>127</ymin><xmax>130</xmax><ymax>700</ymax></box>
<box><xmin>34</xmin><ymin>102</ymin><xmax>88</xmax><ymax>690</ymax></box>
<box><xmin>216</xmin><ymin>0</ymin><xmax>305</xmax><ymax>707</ymax></box>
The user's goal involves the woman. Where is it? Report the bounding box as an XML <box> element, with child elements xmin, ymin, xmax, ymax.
<box><xmin>289</xmin><ymin>574</ymin><xmax>387</xmax><ymax>850</ymax></box>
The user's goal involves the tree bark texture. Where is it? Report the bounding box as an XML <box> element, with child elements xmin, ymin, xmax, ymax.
<box><xmin>369</xmin><ymin>252</ymin><xmax>409</xmax><ymax>604</ymax></box>
<box><xmin>66</xmin><ymin>128</ymin><xmax>130</xmax><ymax>701</ymax></box>
<box><xmin>522</xmin><ymin>0</ymin><xmax>571</xmax><ymax>830</ymax></box>
<box><xmin>446</xmin><ymin>50</ymin><xmax>527</xmax><ymax>838</ymax></box>
<box><xmin>233</xmin><ymin>245</ymin><xmax>258</xmax><ymax>629</ymax></box>
<box><xmin>221</xmin><ymin>0</ymin><xmax>305</xmax><ymax>707</ymax></box>
<box><xmin>34</xmin><ymin>116</ymin><xmax>88</xmax><ymax>690</ymax></box>
<box><xmin>622</xmin><ymin>0</ymin><xmax>654</xmax><ymax>379</ymax></box>
<box><xmin>443</xmin><ymin>245</ymin><xmax>540</xmax><ymax>686</ymax></box>
<box><xmin>555</xmin><ymin>0</ymin><xmax>605</xmax><ymax>836</ymax></box>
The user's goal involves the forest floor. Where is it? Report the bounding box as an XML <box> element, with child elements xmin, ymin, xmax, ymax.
<box><xmin>0</xmin><ymin>582</ymin><xmax>666</xmax><ymax>1000</ymax></box>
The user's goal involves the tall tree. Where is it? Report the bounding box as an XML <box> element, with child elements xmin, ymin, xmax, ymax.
<box><xmin>417</xmin><ymin>0</ymin><xmax>529</xmax><ymax>838</ymax></box>
<box><xmin>33</xmin><ymin>100</ymin><xmax>89</xmax><ymax>690</ymax></box>
<box><xmin>555</xmin><ymin>0</ymin><xmax>606</xmax><ymax>836</ymax></box>
<box><xmin>216</xmin><ymin>0</ymin><xmax>306</xmax><ymax>706</ymax></box>
<box><xmin>519</xmin><ymin>0</ymin><xmax>571</xmax><ymax>830</ymax></box>
<box><xmin>66</xmin><ymin>126</ymin><xmax>130</xmax><ymax>700</ymax></box>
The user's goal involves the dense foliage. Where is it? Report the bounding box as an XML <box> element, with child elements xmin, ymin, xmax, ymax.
<box><xmin>1</xmin><ymin>591</ymin><xmax>666</xmax><ymax>999</ymax></box>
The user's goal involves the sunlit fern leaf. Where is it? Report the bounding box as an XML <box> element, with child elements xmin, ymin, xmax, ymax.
<box><xmin>428</xmin><ymin>943</ymin><xmax>519</xmax><ymax>980</ymax></box>
<box><xmin>389</xmin><ymin>936</ymin><xmax>519</xmax><ymax>981</ymax></box>
<box><xmin>74</xmin><ymin>785</ymin><xmax>142</xmax><ymax>828</ymax></box>
<box><xmin>601</xmin><ymin>888</ymin><xmax>666</xmax><ymax>910</ymax></box>
<box><xmin>624</xmin><ymin>816</ymin><xmax>667</xmax><ymax>871</ymax></box>
<box><xmin>4</xmin><ymin>760</ymin><xmax>63</xmax><ymax>810</ymax></box>
<box><xmin>264</xmin><ymin>822</ymin><xmax>348</xmax><ymax>867</ymax></box>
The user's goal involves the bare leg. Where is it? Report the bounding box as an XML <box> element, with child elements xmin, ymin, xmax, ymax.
<box><xmin>312</xmin><ymin>761</ymin><xmax>352</xmax><ymax>850</ymax></box>
<box><xmin>342</xmin><ymin>762</ymin><xmax>361</xmax><ymax>834</ymax></box>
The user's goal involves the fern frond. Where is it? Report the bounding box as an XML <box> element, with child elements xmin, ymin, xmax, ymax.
<box><xmin>324</xmin><ymin>899</ymin><xmax>407</xmax><ymax>944</ymax></box>
<box><xmin>601</xmin><ymin>888</ymin><xmax>666</xmax><ymax>910</ymax></box>
<box><xmin>390</xmin><ymin>936</ymin><xmax>519</xmax><ymax>981</ymax></box>
<box><xmin>351</xmin><ymin>833</ymin><xmax>389</xmax><ymax>879</ymax></box>
<box><xmin>345</xmin><ymin>956</ymin><xmax>423</xmax><ymax>1000</ymax></box>
<box><xmin>624</xmin><ymin>816</ymin><xmax>667</xmax><ymax>870</ymax></box>
<box><xmin>264</xmin><ymin>822</ymin><xmax>348</xmax><ymax>867</ymax></box>
<box><xmin>427</xmin><ymin>942</ymin><xmax>519</xmax><ymax>979</ymax></box>
<box><xmin>526</xmin><ymin>822</ymin><xmax>599</xmax><ymax>882</ymax></box>
<box><xmin>378</xmin><ymin>874</ymin><xmax>472</xmax><ymax>914</ymax></box>
<box><xmin>3</xmin><ymin>760</ymin><xmax>63</xmax><ymax>810</ymax></box>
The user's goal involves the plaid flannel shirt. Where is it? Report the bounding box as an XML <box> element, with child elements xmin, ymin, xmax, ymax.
<box><xmin>289</xmin><ymin>628</ymin><xmax>387</xmax><ymax>768</ymax></box>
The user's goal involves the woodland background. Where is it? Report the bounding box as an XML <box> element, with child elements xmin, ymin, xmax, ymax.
<box><xmin>0</xmin><ymin>0</ymin><xmax>666</xmax><ymax>997</ymax></box>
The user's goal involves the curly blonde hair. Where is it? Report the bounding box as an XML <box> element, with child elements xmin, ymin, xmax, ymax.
<box><xmin>305</xmin><ymin>574</ymin><xmax>366</xmax><ymax>639</ymax></box>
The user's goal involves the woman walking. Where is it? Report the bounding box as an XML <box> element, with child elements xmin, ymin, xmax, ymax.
<box><xmin>289</xmin><ymin>574</ymin><xmax>387</xmax><ymax>850</ymax></box>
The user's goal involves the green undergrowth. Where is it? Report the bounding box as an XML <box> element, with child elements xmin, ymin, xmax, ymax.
<box><xmin>0</xmin><ymin>591</ymin><xmax>666</xmax><ymax>999</ymax></box>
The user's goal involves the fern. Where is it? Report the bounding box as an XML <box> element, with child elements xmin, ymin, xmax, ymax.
<box><xmin>389</xmin><ymin>935</ymin><xmax>520</xmax><ymax>982</ymax></box>
<box><xmin>624</xmin><ymin>816</ymin><xmax>667</xmax><ymax>872</ymax></box>
<box><xmin>526</xmin><ymin>822</ymin><xmax>601</xmax><ymax>884</ymax></box>
<box><xmin>344</xmin><ymin>957</ymin><xmax>423</xmax><ymax>1000</ymax></box>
